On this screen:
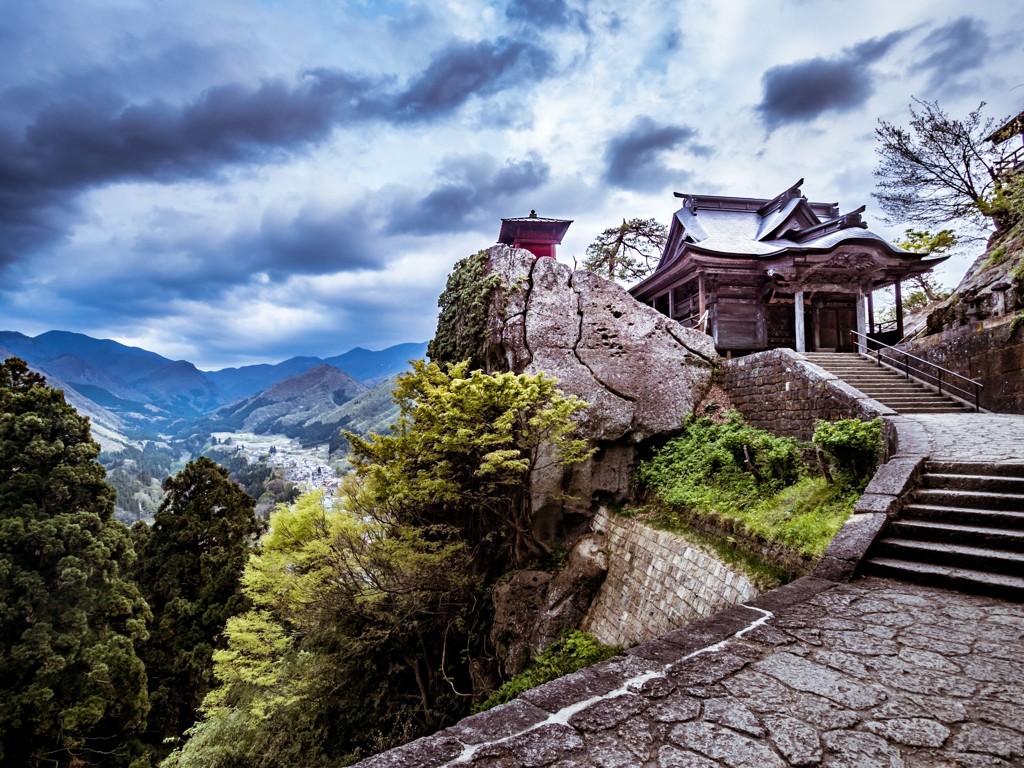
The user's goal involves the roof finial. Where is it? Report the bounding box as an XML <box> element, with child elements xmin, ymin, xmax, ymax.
<box><xmin>529</xmin><ymin>209</ymin><xmax>537</xmax><ymax>218</ymax></box>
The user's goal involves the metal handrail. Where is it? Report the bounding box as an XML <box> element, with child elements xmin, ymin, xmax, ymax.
<box><xmin>850</xmin><ymin>330</ymin><xmax>983</xmax><ymax>412</ymax></box>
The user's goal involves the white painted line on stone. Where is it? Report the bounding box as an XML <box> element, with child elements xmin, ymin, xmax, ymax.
<box><xmin>442</xmin><ymin>603</ymin><xmax>775</xmax><ymax>766</ymax></box>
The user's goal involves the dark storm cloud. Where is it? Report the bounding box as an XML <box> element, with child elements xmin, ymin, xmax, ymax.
<box><xmin>394</xmin><ymin>38</ymin><xmax>554</xmax><ymax>121</ymax></box>
<box><xmin>0</xmin><ymin>37</ymin><xmax>554</xmax><ymax>269</ymax></box>
<box><xmin>757</xmin><ymin>30</ymin><xmax>908</xmax><ymax>130</ymax></box>
<box><xmin>602</xmin><ymin>117</ymin><xmax>699</xmax><ymax>192</ymax></box>
<box><xmin>911</xmin><ymin>17</ymin><xmax>990</xmax><ymax>93</ymax></box>
<box><xmin>390</xmin><ymin>152</ymin><xmax>551</xmax><ymax>234</ymax></box>
<box><xmin>258</xmin><ymin>204</ymin><xmax>385</xmax><ymax>275</ymax></box>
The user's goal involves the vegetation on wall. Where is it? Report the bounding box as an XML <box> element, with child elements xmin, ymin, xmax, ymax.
<box><xmin>427</xmin><ymin>249</ymin><xmax>502</xmax><ymax>369</ymax></box>
<box><xmin>473</xmin><ymin>631</ymin><xmax>620</xmax><ymax>713</ymax></box>
<box><xmin>633</xmin><ymin>412</ymin><xmax>877</xmax><ymax>579</ymax></box>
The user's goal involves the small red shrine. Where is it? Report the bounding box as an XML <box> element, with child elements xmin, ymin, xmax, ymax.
<box><xmin>498</xmin><ymin>210</ymin><xmax>572</xmax><ymax>258</ymax></box>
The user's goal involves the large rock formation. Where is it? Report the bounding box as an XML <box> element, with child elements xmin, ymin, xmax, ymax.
<box><xmin>481</xmin><ymin>245</ymin><xmax>717</xmax><ymax>530</ymax></box>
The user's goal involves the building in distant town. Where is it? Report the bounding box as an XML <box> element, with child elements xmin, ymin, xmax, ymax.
<box><xmin>629</xmin><ymin>180</ymin><xmax>947</xmax><ymax>355</ymax></box>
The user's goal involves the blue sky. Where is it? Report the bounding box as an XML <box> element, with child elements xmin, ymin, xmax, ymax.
<box><xmin>2</xmin><ymin>0</ymin><xmax>1022</xmax><ymax>369</ymax></box>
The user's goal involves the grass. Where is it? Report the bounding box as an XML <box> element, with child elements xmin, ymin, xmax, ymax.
<box><xmin>473</xmin><ymin>631</ymin><xmax>621</xmax><ymax>713</ymax></box>
<box><xmin>629</xmin><ymin>412</ymin><xmax>868</xmax><ymax>585</ymax></box>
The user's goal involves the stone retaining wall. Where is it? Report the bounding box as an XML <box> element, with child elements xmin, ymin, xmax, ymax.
<box><xmin>901</xmin><ymin>315</ymin><xmax>1024</xmax><ymax>414</ymax></box>
<box><xmin>580</xmin><ymin>508</ymin><xmax>758</xmax><ymax>648</ymax></box>
<box><xmin>721</xmin><ymin>348</ymin><xmax>894</xmax><ymax>443</ymax></box>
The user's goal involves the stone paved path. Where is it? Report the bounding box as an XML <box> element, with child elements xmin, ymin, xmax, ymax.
<box><xmin>899</xmin><ymin>413</ymin><xmax>1024</xmax><ymax>462</ymax></box>
<box><xmin>358</xmin><ymin>577</ymin><xmax>1024</xmax><ymax>767</ymax></box>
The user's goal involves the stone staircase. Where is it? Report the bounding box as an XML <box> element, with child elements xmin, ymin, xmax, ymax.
<box><xmin>803</xmin><ymin>352</ymin><xmax>971</xmax><ymax>414</ymax></box>
<box><xmin>862</xmin><ymin>461</ymin><xmax>1024</xmax><ymax>600</ymax></box>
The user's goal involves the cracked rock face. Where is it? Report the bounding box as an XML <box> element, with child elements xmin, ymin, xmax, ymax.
<box><xmin>485</xmin><ymin>246</ymin><xmax>716</xmax><ymax>443</ymax></box>
<box><xmin>482</xmin><ymin>246</ymin><xmax>716</xmax><ymax>523</ymax></box>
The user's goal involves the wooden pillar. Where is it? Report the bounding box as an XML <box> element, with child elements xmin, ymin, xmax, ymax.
<box><xmin>697</xmin><ymin>274</ymin><xmax>706</xmax><ymax>318</ymax></box>
<box><xmin>894</xmin><ymin>280</ymin><xmax>905</xmax><ymax>340</ymax></box>
<box><xmin>668</xmin><ymin>288</ymin><xmax>675</xmax><ymax>320</ymax></box>
<box><xmin>794</xmin><ymin>290</ymin><xmax>806</xmax><ymax>353</ymax></box>
<box><xmin>867</xmin><ymin>292</ymin><xmax>875</xmax><ymax>335</ymax></box>
<box><xmin>855</xmin><ymin>289</ymin><xmax>867</xmax><ymax>353</ymax></box>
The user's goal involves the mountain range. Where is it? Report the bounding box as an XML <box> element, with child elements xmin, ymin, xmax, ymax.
<box><xmin>1</xmin><ymin>330</ymin><xmax>427</xmax><ymax>449</ymax></box>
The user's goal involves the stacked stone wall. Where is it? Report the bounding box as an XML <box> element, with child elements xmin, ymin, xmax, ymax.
<box><xmin>902</xmin><ymin>315</ymin><xmax>1024</xmax><ymax>414</ymax></box>
<box><xmin>721</xmin><ymin>348</ymin><xmax>893</xmax><ymax>441</ymax></box>
<box><xmin>580</xmin><ymin>508</ymin><xmax>758</xmax><ymax>648</ymax></box>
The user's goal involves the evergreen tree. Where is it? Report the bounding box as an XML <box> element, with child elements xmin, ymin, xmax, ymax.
<box><xmin>131</xmin><ymin>456</ymin><xmax>263</xmax><ymax>756</ymax></box>
<box><xmin>0</xmin><ymin>357</ymin><xmax>150</xmax><ymax>767</ymax></box>
<box><xmin>583</xmin><ymin>217</ymin><xmax>667</xmax><ymax>283</ymax></box>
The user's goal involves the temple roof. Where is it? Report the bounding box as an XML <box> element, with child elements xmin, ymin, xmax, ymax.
<box><xmin>632</xmin><ymin>180</ymin><xmax>948</xmax><ymax>297</ymax></box>
<box><xmin>498</xmin><ymin>211</ymin><xmax>572</xmax><ymax>246</ymax></box>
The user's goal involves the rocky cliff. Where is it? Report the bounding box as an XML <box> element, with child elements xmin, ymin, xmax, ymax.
<box><xmin>479</xmin><ymin>245</ymin><xmax>716</xmax><ymax>531</ymax></box>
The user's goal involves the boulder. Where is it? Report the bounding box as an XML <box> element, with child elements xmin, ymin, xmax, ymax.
<box><xmin>531</xmin><ymin>534</ymin><xmax>609</xmax><ymax>652</ymax></box>
<box><xmin>482</xmin><ymin>245</ymin><xmax>717</xmax><ymax>524</ymax></box>
<box><xmin>490</xmin><ymin>570</ymin><xmax>553</xmax><ymax>677</ymax></box>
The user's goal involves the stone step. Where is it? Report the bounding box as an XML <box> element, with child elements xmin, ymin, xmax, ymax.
<box><xmin>901</xmin><ymin>503</ymin><xmax>1024</xmax><ymax>528</ymax></box>
<box><xmin>887</xmin><ymin>406</ymin><xmax>971</xmax><ymax>414</ymax></box>
<box><xmin>923</xmin><ymin>473</ymin><xmax>1024</xmax><ymax>494</ymax></box>
<box><xmin>873</xmin><ymin>537</ymin><xmax>1024</xmax><ymax>574</ymax></box>
<box><xmin>868</xmin><ymin>399</ymin><xmax>967</xmax><ymax>407</ymax></box>
<box><xmin>913</xmin><ymin>487</ymin><xmax>1024</xmax><ymax>511</ymax></box>
<box><xmin>861</xmin><ymin>557</ymin><xmax>1024</xmax><ymax>601</ymax></box>
<box><xmin>890</xmin><ymin>519</ymin><xmax>1024</xmax><ymax>551</ymax></box>
<box><xmin>926</xmin><ymin>461</ymin><xmax>1024</xmax><ymax>479</ymax></box>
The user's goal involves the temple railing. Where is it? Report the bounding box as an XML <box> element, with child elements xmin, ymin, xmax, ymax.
<box><xmin>850</xmin><ymin>330</ymin><xmax>983</xmax><ymax>412</ymax></box>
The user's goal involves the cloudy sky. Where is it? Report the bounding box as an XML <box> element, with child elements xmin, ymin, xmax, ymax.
<box><xmin>2</xmin><ymin>0</ymin><xmax>1022</xmax><ymax>369</ymax></box>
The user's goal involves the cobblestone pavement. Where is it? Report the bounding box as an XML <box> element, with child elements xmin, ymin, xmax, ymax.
<box><xmin>900</xmin><ymin>413</ymin><xmax>1024</xmax><ymax>462</ymax></box>
<box><xmin>358</xmin><ymin>577</ymin><xmax>1024</xmax><ymax>767</ymax></box>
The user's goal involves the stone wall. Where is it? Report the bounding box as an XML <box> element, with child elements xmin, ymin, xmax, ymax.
<box><xmin>580</xmin><ymin>508</ymin><xmax>758</xmax><ymax>648</ymax></box>
<box><xmin>901</xmin><ymin>315</ymin><xmax>1024</xmax><ymax>414</ymax></box>
<box><xmin>721</xmin><ymin>348</ymin><xmax>894</xmax><ymax>441</ymax></box>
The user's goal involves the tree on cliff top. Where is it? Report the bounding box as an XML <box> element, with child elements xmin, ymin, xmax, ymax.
<box><xmin>873</xmin><ymin>99</ymin><xmax>1015</xmax><ymax>233</ymax></box>
<box><xmin>0</xmin><ymin>357</ymin><xmax>150</xmax><ymax>767</ymax></box>
<box><xmin>583</xmin><ymin>217</ymin><xmax>667</xmax><ymax>283</ymax></box>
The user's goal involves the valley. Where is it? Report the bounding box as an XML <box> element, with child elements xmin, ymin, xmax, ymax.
<box><xmin>211</xmin><ymin>431</ymin><xmax>344</xmax><ymax>497</ymax></box>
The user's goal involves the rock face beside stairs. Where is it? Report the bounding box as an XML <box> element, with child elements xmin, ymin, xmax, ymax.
<box><xmin>485</xmin><ymin>246</ymin><xmax>716</xmax><ymax>442</ymax></box>
<box><xmin>482</xmin><ymin>245</ymin><xmax>716</xmax><ymax>526</ymax></box>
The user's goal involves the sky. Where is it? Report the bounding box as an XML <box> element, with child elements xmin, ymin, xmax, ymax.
<box><xmin>2</xmin><ymin>0</ymin><xmax>1022</xmax><ymax>370</ymax></box>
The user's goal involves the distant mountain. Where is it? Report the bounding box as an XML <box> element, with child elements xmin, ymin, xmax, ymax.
<box><xmin>205</xmin><ymin>356</ymin><xmax>323</xmax><ymax>402</ymax></box>
<box><xmin>206</xmin><ymin>364</ymin><xmax>369</xmax><ymax>439</ymax></box>
<box><xmin>0</xmin><ymin>349</ymin><xmax>135</xmax><ymax>452</ymax></box>
<box><xmin>205</xmin><ymin>342</ymin><xmax>429</xmax><ymax>400</ymax></box>
<box><xmin>1</xmin><ymin>330</ymin><xmax>426</xmax><ymax>447</ymax></box>
<box><xmin>323</xmin><ymin>342</ymin><xmax>428</xmax><ymax>383</ymax></box>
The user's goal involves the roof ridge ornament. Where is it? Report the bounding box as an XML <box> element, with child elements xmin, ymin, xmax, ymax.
<box><xmin>756</xmin><ymin>178</ymin><xmax>805</xmax><ymax>216</ymax></box>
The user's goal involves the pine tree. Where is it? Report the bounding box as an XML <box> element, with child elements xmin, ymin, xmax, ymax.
<box><xmin>131</xmin><ymin>456</ymin><xmax>263</xmax><ymax>755</ymax></box>
<box><xmin>0</xmin><ymin>357</ymin><xmax>150</xmax><ymax>767</ymax></box>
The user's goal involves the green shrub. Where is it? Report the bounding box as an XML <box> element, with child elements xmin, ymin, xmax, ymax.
<box><xmin>474</xmin><ymin>632</ymin><xmax>620</xmax><ymax>713</ymax></box>
<box><xmin>812</xmin><ymin>418</ymin><xmax>883</xmax><ymax>489</ymax></box>
<box><xmin>637</xmin><ymin>410</ymin><xmax>804</xmax><ymax>513</ymax></box>
<box><xmin>634</xmin><ymin>411</ymin><xmax>860</xmax><ymax>567</ymax></box>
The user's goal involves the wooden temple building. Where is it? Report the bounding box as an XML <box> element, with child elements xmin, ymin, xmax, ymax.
<box><xmin>629</xmin><ymin>181</ymin><xmax>948</xmax><ymax>354</ymax></box>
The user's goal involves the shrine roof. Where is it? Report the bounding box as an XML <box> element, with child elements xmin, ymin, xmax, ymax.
<box><xmin>667</xmin><ymin>180</ymin><xmax>906</xmax><ymax>259</ymax></box>
<box><xmin>498</xmin><ymin>212</ymin><xmax>572</xmax><ymax>245</ymax></box>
